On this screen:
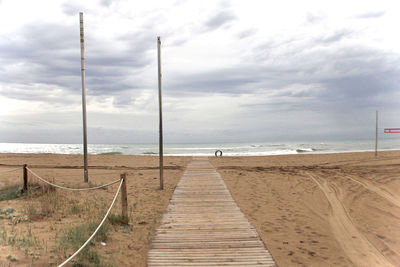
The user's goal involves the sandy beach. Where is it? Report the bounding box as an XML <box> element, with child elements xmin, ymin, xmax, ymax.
<box><xmin>0</xmin><ymin>151</ymin><xmax>399</xmax><ymax>266</ymax></box>
<box><xmin>210</xmin><ymin>150</ymin><xmax>400</xmax><ymax>266</ymax></box>
<box><xmin>0</xmin><ymin>154</ymin><xmax>191</xmax><ymax>266</ymax></box>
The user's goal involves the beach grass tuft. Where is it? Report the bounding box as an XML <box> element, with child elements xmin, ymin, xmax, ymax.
<box><xmin>0</xmin><ymin>185</ymin><xmax>23</xmax><ymax>201</ymax></box>
<box><xmin>0</xmin><ymin>225</ymin><xmax>40</xmax><ymax>249</ymax></box>
<box><xmin>59</xmin><ymin>220</ymin><xmax>112</xmax><ymax>267</ymax></box>
<box><xmin>107</xmin><ymin>213</ymin><xmax>127</xmax><ymax>225</ymax></box>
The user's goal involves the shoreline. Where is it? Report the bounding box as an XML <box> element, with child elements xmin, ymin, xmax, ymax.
<box><xmin>0</xmin><ymin>148</ymin><xmax>399</xmax><ymax>158</ymax></box>
<box><xmin>1</xmin><ymin>139</ymin><xmax>399</xmax><ymax>157</ymax></box>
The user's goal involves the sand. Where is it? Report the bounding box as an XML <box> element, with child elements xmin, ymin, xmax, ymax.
<box><xmin>0</xmin><ymin>154</ymin><xmax>191</xmax><ymax>266</ymax></box>
<box><xmin>210</xmin><ymin>150</ymin><xmax>400</xmax><ymax>266</ymax></box>
<box><xmin>1</xmin><ymin>151</ymin><xmax>399</xmax><ymax>266</ymax></box>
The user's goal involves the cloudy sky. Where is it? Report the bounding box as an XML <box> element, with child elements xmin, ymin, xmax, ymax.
<box><xmin>0</xmin><ymin>0</ymin><xmax>399</xmax><ymax>144</ymax></box>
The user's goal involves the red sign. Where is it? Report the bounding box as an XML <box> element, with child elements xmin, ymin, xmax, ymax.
<box><xmin>384</xmin><ymin>128</ymin><xmax>400</xmax><ymax>133</ymax></box>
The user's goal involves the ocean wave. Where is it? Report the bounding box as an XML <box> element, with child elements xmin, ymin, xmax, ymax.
<box><xmin>2</xmin><ymin>140</ymin><xmax>398</xmax><ymax>156</ymax></box>
<box><xmin>167</xmin><ymin>146</ymin><xmax>250</xmax><ymax>150</ymax></box>
<box><xmin>295</xmin><ymin>148</ymin><xmax>316</xmax><ymax>153</ymax></box>
<box><xmin>98</xmin><ymin>151</ymin><xmax>123</xmax><ymax>155</ymax></box>
<box><xmin>143</xmin><ymin>151</ymin><xmax>158</xmax><ymax>155</ymax></box>
<box><xmin>167</xmin><ymin>147</ymin><xmax>220</xmax><ymax>150</ymax></box>
<box><xmin>168</xmin><ymin>150</ymin><xmax>298</xmax><ymax>156</ymax></box>
<box><xmin>268</xmin><ymin>144</ymin><xmax>286</xmax><ymax>147</ymax></box>
<box><xmin>250</xmin><ymin>144</ymin><xmax>265</xmax><ymax>148</ymax></box>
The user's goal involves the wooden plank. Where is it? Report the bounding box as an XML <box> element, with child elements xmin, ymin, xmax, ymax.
<box><xmin>147</xmin><ymin>158</ymin><xmax>276</xmax><ymax>266</ymax></box>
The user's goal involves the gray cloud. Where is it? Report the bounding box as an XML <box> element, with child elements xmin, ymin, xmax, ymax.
<box><xmin>164</xmin><ymin>40</ymin><xmax>400</xmax><ymax>121</ymax></box>
<box><xmin>237</xmin><ymin>28</ymin><xmax>257</xmax><ymax>39</ymax></box>
<box><xmin>1</xmin><ymin>1</ymin><xmax>399</xmax><ymax>144</ymax></box>
<box><xmin>0</xmin><ymin>22</ymin><xmax>79</xmax><ymax>84</ymax></box>
<box><xmin>306</xmin><ymin>12</ymin><xmax>325</xmax><ymax>24</ymax></box>
<box><xmin>318</xmin><ymin>29</ymin><xmax>352</xmax><ymax>44</ymax></box>
<box><xmin>319</xmin><ymin>70</ymin><xmax>399</xmax><ymax>108</ymax></box>
<box><xmin>204</xmin><ymin>10</ymin><xmax>237</xmax><ymax>30</ymax></box>
<box><xmin>166</xmin><ymin>67</ymin><xmax>259</xmax><ymax>95</ymax></box>
<box><xmin>99</xmin><ymin>0</ymin><xmax>112</xmax><ymax>7</ymax></box>
<box><xmin>61</xmin><ymin>2</ymin><xmax>85</xmax><ymax>16</ymax></box>
<box><xmin>169</xmin><ymin>38</ymin><xmax>189</xmax><ymax>46</ymax></box>
<box><xmin>161</xmin><ymin>40</ymin><xmax>400</xmax><ymax>143</ymax></box>
<box><xmin>356</xmin><ymin>11</ymin><xmax>386</xmax><ymax>19</ymax></box>
<box><xmin>0</xmin><ymin>21</ymin><xmax>156</xmax><ymax>104</ymax></box>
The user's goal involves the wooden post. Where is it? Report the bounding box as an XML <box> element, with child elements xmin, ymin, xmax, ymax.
<box><xmin>157</xmin><ymin>36</ymin><xmax>164</xmax><ymax>190</ymax></box>
<box><xmin>80</xmin><ymin>12</ymin><xmax>89</xmax><ymax>183</ymax></box>
<box><xmin>23</xmin><ymin>164</ymin><xmax>28</xmax><ymax>192</ymax></box>
<box><xmin>375</xmin><ymin>110</ymin><xmax>378</xmax><ymax>157</ymax></box>
<box><xmin>121</xmin><ymin>173</ymin><xmax>128</xmax><ymax>224</ymax></box>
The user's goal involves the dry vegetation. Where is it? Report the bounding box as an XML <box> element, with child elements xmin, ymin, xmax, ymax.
<box><xmin>0</xmin><ymin>154</ymin><xmax>190</xmax><ymax>266</ymax></box>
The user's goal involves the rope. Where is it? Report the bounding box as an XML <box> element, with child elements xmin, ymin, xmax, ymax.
<box><xmin>58</xmin><ymin>178</ymin><xmax>124</xmax><ymax>267</ymax></box>
<box><xmin>26</xmin><ymin>167</ymin><xmax>121</xmax><ymax>191</ymax></box>
<box><xmin>0</xmin><ymin>167</ymin><xmax>22</xmax><ymax>174</ymax></box>
<box><xmin>53</xmin><ymin>171</ymin><xmax>121</xmax><ymax>178</ymax></box>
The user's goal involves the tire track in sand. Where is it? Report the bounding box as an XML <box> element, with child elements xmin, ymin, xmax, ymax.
<box><xmin>343</xmin><ymin>174</ymin><xmax>400</xmax><ymax>208</ymax></box>
<box><xmin>306</xmin><ymin>172</ymin><xmax>393</xmax><ymax>267</ymax></box>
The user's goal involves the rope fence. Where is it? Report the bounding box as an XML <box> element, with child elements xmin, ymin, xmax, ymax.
<box><xmin>27</xmin><ymin>167</ymin><xmax>121</xmax><ymax>191</ymax></box>
<box><xmin>26</xmin><ymin>168</ymin><xmax>129</xmax><ymax>265</ymax></box>
<box><xmin>0</xmin><ymin>167</ymin><xmax>22</xmax><ymax>174</ymax></box>
<box><xmin>0</xmin><ymin>163</ymin><xmax>129</xmax><ymax>265</ymax></box>
<box><xmin>48</xmin><ymin>171</ymin><xmax>123</xmax><ymax>179</ymax></box>
<box><xmin>58</xmin><ymin>178</ymin><xmax>124</xmax><ymax>267</ymax></box>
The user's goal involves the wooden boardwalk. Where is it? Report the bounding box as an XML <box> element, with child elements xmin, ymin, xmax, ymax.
<box><xmin>148</xmin><ymin>157</ymin><xmax>276</xmax><ymax>266</ymax></box>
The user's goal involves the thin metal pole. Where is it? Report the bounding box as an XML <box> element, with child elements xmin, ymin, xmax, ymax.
<box><xmin>375</xmin><ymin>110</ymin><xmax>378</xmax><ymax>157</ymax></box>
<box><xmin>157</xmin><ymin>36</ymin><xmax>164</xmax><ymax>190</ymax></box>
<box><xmin>80</xmin><ymin>12</ymin><xmax>89</xmax><ymax>182</ymax></box>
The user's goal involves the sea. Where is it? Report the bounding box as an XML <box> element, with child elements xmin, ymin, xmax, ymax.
<box><xmin>0</xmin><ymin>139</ymin><xmax>399</xmax><ymax>156</ymax></box>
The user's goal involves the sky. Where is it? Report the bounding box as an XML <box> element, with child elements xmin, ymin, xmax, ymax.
<box><xmin>0</xmin><ymin>0</ymin><xmax>399</xmax><ymax>144</ymax></box>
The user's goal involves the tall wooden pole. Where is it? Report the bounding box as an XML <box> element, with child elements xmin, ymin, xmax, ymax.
<box><xmin>375</xmin><ymin>110</ymin><xmax>378</xmax><ymax>157</ymax></box>
<box><xmin>157</xmin><ymin>36</ymin><xmax>164</xmax><ymax>190</ymax></box>
<box><xmin>80</xmin><ymin>12</ymin><xmax>89</xmax><ymax>182</ymax></box>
